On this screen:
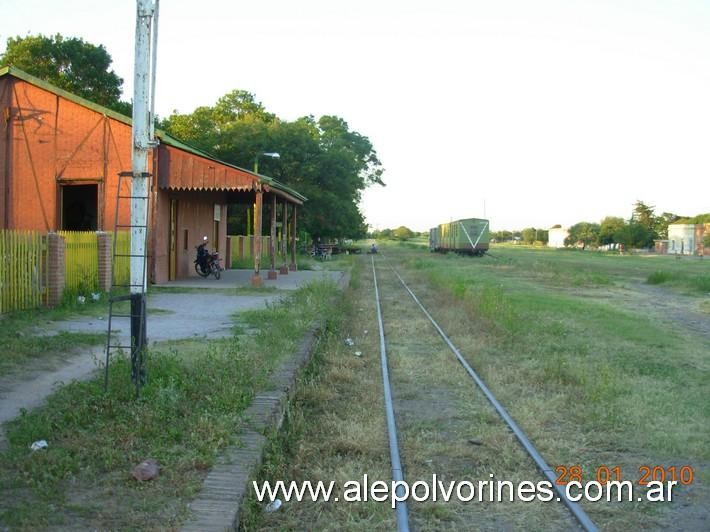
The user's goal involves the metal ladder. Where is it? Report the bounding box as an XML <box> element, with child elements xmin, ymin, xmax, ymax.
<box><xmin>103</xmin><ymin>170</ymin><xmax>150</xmax><ymax>396</ymax></box>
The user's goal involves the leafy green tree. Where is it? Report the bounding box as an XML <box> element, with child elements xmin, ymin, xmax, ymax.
<box><xmin>491</xmin><ymin>230</ymin><xmax>513</xmax><ymax>242</ymax></box>
<box><xmin>1</xmin><ymin>34</ymin><xmax>130</xmax><ymax>114</ymax></box>
<box><xmin>161</xmin><ymin>90</ymin><xmax>276</xmax><ymax>156</ymax></box>
<box><xmin>392</xmin><ymin>226</ymin><xmax>415</xmax><ymax>240</ymax></box>
<box><xmin>674</xmin><ymin>213</ymin><xmax>710</xmax><ymax>224</ymax></box>
<box><xmin>371</xmin><ymin>228</ymin><xmax>393</xmax><ymax>239</ymax></box>
<box><xmin>521</xmin><ymin>227</ymin><xmax>536</xmax><ymax>244</ymax></box>
<box><xmin>631</xmin><ymin>201</ymin><xmax>657</xmax><ymax>233</ymax></box>
<box><xmin>614</xmin><ymin>222</ymin><xmax>655</xmax><ymax>249</ymax></box>
<box><xmin>162</xmin><ymin>94</ymin><xmax>383</xmax><ymax>240</ymax></box>
<box><xmin>565</xmin><ymin>222</ymin><xmax>600</xmax><ymax>249</ymax></box>
<box><xmin>598</xmin><ymin>216</ymin><xmax>626</xmax><ymax>245</ymax></box>
<box><xmin>535</xmin><ymin>228</ymin><xmax>548</xmax><ymax>244</ymax></box>
<box><xmin>619</xmin><ymin>200</ymin><xmax>666</xmax><ymax>248</ymax></box>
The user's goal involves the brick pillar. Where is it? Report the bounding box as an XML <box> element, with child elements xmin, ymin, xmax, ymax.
<box><xmin>46</xmin><ymin>232</ymin><xmax>65</xmax><ymax>307</ymax></box>
<box><xmin>97</xmin><ymin>231</ymin><xmax>112</xmax><ymax>292</ymax></box>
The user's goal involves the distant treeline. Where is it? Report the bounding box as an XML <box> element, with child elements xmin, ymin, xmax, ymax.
<box><xmin>494</xmin><ymin>202</ymin><xmax>710</xmax><ymax>249</ymax></box>
<box><xmin>370</xmin><ymin>226</ymin><xmax>426</xmax><ymax>241</ymax></box>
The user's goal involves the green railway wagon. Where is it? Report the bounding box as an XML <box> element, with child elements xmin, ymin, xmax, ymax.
<box><xmin>429</xmin><ymin>218</ymin><xmax>490</xmax><ymax>255</ymax></box>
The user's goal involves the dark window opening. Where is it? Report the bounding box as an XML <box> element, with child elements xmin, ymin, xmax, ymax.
<box><xmin>184</xmin><ymin>229</ymin><xmax>189</xmax><ymax>250</ymax></box>
<box><xmin>62</xmin><ymin>184</ymin><xmax>98</xmax><ymax>231</ymax></box>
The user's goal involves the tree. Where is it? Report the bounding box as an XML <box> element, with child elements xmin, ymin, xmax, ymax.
<box><xmin>491</xmin><ymin>230</ymin><xmax>513</xmax><ymax>242</ymax></box>
<box><xmin>674</xmin><ymin>213</ymin><xmax>710</xmax><ymax>224</ymax></box>
<box><xmin>631</xmin><ymin>201</ymin><xmax>658</xmax><ymax>234</ymax></box>
<box><xmin>161</xmin><ymin>93</ymin><xmax>384</xmax><ymax>240</ymax></box>
<box><xmin>392</xmin><ymin>226</ymin><xmax>415</xmax><ymax>240</ymax></box>
<box><xmin>1</xmin><ymin>34</ymin><xmax>130</xmax><ymax>114</ymax></box>
<box><xmin>535</xmin><ymin>228</ymin><xmax>548</xmax><ymax>244</ymax></box>
<box><xmin>565</xmin><ymin>222</ymin><xmax>600</xmax><ymax>249</ymax></box>
<box><xmin>622</xmin><ymin>200</ymin><xmax>664</xmax><ymax>248</ymax></box>
<box><xmin>598</xmin><ymin>216</ymin><xmax>626</xmax><ymax>245</ymax></box>
<box><xmin>521</xmin><ymin>227</ymin><xmax>536</xmax><ymax>244</ymax></box>
<box><xmin>614</xmin><ymin>222</ymin><xmax>655</xmax><ymax>249</ymax></box>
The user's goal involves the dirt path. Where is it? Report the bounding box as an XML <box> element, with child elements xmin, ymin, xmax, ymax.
<box><xmin>624</xmin><ymin>283</ymin><xmax>710</xmax><ymax>342</ymax></box>
<box><xmin>0</xmin><ymin>269</ymin><xmax>345</xmax><ymax>446</ymax></box>
<box><xmin>0</xmin><ymin>291</ymin><xmax>283</xmax><ymax>445</ymax></box>
<box><xmin>570</xmin><ymin>282</ymin><xmax>710</xmax><ymax>344</ymax></box>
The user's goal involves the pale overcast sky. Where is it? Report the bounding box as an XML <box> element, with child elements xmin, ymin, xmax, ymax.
<box><xmin>2</xmin><ymin>0</ymin><xmax>708</xmax><ymax>231</ymax></box>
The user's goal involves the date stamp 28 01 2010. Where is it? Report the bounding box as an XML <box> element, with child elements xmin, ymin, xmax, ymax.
<box><xmin>555</xmin><ymin>465</ymin><xmax>695</xmax><ymax>486</ymax></box>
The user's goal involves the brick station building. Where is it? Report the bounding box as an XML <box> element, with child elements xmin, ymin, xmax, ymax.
<box><xmin>0</xmin><ymin>66</ymin><xmax>305</xmax><ymax>285</ymax></box>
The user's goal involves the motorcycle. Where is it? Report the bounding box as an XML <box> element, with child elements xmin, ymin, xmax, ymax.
<box><xmin>194</xmin><ymin>243</ymin><xmax>223</xmax><ymax>279</ymax></box>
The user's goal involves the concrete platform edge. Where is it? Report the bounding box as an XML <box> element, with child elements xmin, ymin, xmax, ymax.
<box><xmin>181</xmin><ymin>270</ymin><xmax>350</xmax><ymax>531</ymax></box>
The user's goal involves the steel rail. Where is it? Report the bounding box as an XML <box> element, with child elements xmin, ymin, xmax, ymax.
<box><xmin>371</xmin><ymin>256</ymin><xmax>411</xmax><ymax>532</ymax></box>
<box><xmin>385</xmin><ymin>261</ymin><xmax>598</xmax><ymax>532</ymax></box>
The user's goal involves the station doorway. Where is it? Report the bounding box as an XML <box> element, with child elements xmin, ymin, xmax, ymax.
<box><xmin>61</xmin><ymin>184</ymin><xmax>98</xmax><ymax>231</ymax></box>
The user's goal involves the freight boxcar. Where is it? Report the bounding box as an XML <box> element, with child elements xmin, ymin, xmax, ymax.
<box><xmin>429</xmin><ymin>218</ymin><xmax>490</xmax><ymax>255</ymax></box>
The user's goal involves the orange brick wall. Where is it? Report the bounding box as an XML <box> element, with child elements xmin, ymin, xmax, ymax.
<box><xmin>4</xmin><ymin>78</ymin><xmax>136</xmax><ymax>232</ymax></box>
<box><xmin>152</xmin><ymin>189</ymin><xmax>229</xmax><ymax>283</ymax></box>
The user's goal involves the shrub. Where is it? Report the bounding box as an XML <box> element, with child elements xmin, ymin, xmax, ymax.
<box><xmin>647</xmin><ymin>271</ymin><xmax>672</xmax><ymax>285</ymax></box>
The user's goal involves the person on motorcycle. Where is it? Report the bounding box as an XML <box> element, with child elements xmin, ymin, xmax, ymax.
<box><xmin>196</xmin><ymin>236</ymin><xmax>210</xmax><ymax>271</ymax></box>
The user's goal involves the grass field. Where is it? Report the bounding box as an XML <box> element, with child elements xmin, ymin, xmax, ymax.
<box><xmin>407</xmin><ymin>245</ymin><xmax>709</xmax><ymax>453</ymax></box>
<box><xmin>1</xmin><ymin>242</ymin><xmax>707</xmax><ymax>529</ymax></box>
<box><xmin>243</xmin><ymin>243</ymin><xmax>709</xmax><ymax>530</ymax></box>
<box><xmin>0</xmin><ymin>281</ymin><xmax>342</xmax><ymax>529</ymax></box>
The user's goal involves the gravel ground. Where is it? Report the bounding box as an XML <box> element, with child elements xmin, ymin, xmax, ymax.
<box><xmin>0</xmin><ymin>269</ymin><xmax>344</xmax><ymax>444</ymax></box>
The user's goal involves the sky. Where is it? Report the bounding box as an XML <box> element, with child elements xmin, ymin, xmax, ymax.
<box><xmin>2</xmin><ymin>0</ymin><xmax>709</xmax><ymax>232</ymax></box>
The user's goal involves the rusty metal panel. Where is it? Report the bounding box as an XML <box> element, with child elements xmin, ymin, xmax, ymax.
<box><xmin>157</xmin><ymin>144</ymin><xmax>258</xmax><ymax>192</ymax></box>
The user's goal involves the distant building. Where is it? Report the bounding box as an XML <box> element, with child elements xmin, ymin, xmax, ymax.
<box><xmin>666</xmin><ymin>224</ymin><xmax>709</xmax><ymax>256</ymax></box>
<box><xmin>654</xmin><ymin>240</ymin><xmax>669</xmax><ymax>254</ymax></box>
<box><xmin>548</xmin><ymin>226</ymin><xmax>569</xmax><ymax>248</ymax></box>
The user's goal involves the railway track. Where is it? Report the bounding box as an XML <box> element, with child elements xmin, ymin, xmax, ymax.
<box><xmin>370</xmin><ymin>254</ymin><xmax>598</xmax><ymax>531</ymax></box>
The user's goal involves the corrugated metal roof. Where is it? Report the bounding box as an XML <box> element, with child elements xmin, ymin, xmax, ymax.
<box><xmin>0</xmin><ymin>66</ymin><xmax>306</xmax><ymax>203</ymax></box>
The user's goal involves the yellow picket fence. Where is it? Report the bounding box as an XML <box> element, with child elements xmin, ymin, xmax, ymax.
<box><xmin>0</xmin><ymin>230</ymin><xmax>46</xmax><ymax>313</ymax></box>
<box><xmin>59</xmin><ymin>230</ymin><xmax>131</xmax><ymax>292</ymax></box>
<box><xmin>59</xmin><ymin>231</ymin><xmax>99</xmax><ymax>294</ymax></box>
<box><xmin>114</xmin><ymin>231</ymin><xmax>131</xmax><ymax>286</ymax></box>
<box><xmin>228</xmin><ymin>235</ymin><xmax>278</xmax><ymax>267</ymax></box>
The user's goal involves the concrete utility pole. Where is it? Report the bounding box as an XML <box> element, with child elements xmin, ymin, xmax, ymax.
<box><xmin>130</xmin><ymin>0</ymin><xmax>159</xmax><ymax>372</ymax></box>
